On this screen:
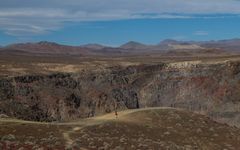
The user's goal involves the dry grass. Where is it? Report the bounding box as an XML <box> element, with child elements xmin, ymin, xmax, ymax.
<box><xmin>1</xmin><ymin>53</ymin><xmax>240</xmax><ymax>76</ymax></box>
<box><xmin>1</xmin><ymin>107</ymin><xmax>240</xmax><ymax>149</ymax></box>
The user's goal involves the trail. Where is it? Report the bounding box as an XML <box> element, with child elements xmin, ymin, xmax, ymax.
<box><xmin>66</xmin><ymin>107</ymin><xmax>175</xmax><ymax>125</ymax></box>
<box><xmin>0</xmin><ymin>107</ymin><xmax>176</xmax><ymax>146</ymax></box>
<box><xmin>61</xmin><ymin>107</ymin><xmax>178</xmax><ymax>146</ymax></box>
<box><xmin>0</xmin><ymin>107</ymin><xmax>176</xmax><ymax>126</ymax></box>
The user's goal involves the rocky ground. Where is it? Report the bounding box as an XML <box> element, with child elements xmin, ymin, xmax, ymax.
<box><xmin>1</xmin><ymin>108</ymin><xmax>240</xmax><ymax>150</ymax></box>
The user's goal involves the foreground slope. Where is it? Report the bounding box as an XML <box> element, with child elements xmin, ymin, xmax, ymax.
<box><xmin>1</xmin><ymin>108</ymin><xmax>240</xmax><ymax>149</ymax></box>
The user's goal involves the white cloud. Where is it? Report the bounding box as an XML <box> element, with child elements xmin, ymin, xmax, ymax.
<box><xmin>0</xmin><ymin>0</ymin><xmax>240</xmax><ymax>36</ymax></box>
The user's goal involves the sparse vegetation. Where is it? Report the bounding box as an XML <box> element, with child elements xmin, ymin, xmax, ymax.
<box><xmin>1</xmin><ymin>108</ymin><xmax>240</xmax><ymax>149</ymax></box>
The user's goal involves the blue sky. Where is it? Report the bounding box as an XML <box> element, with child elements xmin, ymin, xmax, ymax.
<box><xmin>1</xmin><ymin>0</ymin><xmax>240</xmax><ymax>46</ymax></box>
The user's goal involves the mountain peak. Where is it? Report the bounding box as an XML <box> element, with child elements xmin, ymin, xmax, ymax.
<box><xmin>120</xmin><ymin>41</ymin><xmax>147</xmax><ymax>49</ymax></box>
<box><xmin>37</xmin><ymin>41</ymin><xmax>60</xmax><ymax>46</ymax></box>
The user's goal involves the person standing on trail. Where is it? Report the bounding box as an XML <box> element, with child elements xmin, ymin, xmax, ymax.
<box><xmin>115</xmin><ymin>109</ymin><xmax>118</xmax><ymax>119</ymax></box>
<box><xmin>114</xmin><ymin>101</ymin><xmax>118</xmax><ymax>119</ymax></box>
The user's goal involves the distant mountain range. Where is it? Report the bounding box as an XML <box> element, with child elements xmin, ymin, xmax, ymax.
<box><xmin>3</xmin><ymin>41</ymin><xmax>89</xmax><ymax>55</ymax></box>
<box><xmin>1</xmin><ymin>38</ymin><xmax>240</xmax><ymax>56</ymax></box>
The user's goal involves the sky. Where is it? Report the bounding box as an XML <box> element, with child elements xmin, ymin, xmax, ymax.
<box><xmin>1</xmin><ymin>0</ymin><xmax>240</xmax><ymax>46</ymax></box>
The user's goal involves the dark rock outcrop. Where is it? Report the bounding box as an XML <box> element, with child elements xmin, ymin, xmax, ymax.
<box><xmin>0</xmin><ymin>61</ymin><xmax>240</xmax><ymax>126</ymax></box>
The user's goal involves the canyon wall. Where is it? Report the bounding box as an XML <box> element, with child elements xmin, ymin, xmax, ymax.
<box><xmin>0</xmin><ymin>60</ymin><xmax>240</xmax><ymax>126</ymax></box>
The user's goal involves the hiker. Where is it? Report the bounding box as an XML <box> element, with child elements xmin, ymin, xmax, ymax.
<box><xmin>115</xmin><ymin>109</ymin><xmax>118</xmax><ymax>119</ymax></box>
<box><xmin>114</xmin><ymin>101</ymin><xmax>118</xmax><ymax>119</ymax></box>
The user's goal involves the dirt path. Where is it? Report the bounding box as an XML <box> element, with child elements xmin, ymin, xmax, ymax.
<box><xmin>65</xmin><ymin>107</ymin><xmax>175</xmax><ymax>126</ymax></box>
<box><xmin>0</xmin><ymin>107</ymin><xmax>176</xmax><ymax>146</ymax></box>
<box><xmin>61</xmin><ymin>107</ymin><xmax>177</xmax><ymax>146</ymax></box>
<box><xmin>0</xmin><ymin>107</ymin><xmax>176</xmax><ymax>126</ymax></box>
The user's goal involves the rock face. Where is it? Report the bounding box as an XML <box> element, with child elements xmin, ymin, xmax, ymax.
<box><xmin>0</xmin><ymin>61</ymin><xmax>240</xmax><ymax>126</ymax></box>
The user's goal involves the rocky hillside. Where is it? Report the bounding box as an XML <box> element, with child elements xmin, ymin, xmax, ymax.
<box><xmin>0</xmin><ymin>60</ymin><xmax>240</xmax><ymax>127</ymax></box>
<box><xmin>4</xmin><ymin>41</ymin><xmax>90</xmax><ymax>55</ymax></box>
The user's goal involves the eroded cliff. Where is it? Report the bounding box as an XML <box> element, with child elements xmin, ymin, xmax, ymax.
<box><xmin>0</xmin><ymin>60</ymin><xmax>240</xmax><ymax>126</ymax></box>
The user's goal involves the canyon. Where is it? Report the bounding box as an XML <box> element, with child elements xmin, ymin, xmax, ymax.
<box><xmin>0</xmin><ymin>55</ymin><xmax>240</xmax><ymax>127</ymax></box>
